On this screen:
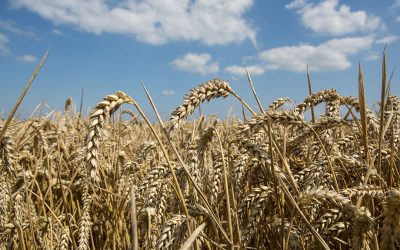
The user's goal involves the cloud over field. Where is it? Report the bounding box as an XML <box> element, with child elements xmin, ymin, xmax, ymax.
<box><xmin>0</xmin><ymin>33</ymin><xmax>9</xmax><ymax>53</ymax></box>
<box><xmin>259</xmin><ymin>36</ymin><xmax>374</xmax><ymax>72</ymax></box>
<box><xmin>17</xmin><ymin>54</ymin><xmax>38</xmax><ymax>63</ymax></box>
<box><xmin>162</xmin><ymin>90</ymin><xmax>175</xmax><ymax>96</ymax></box>
<box><xmin>226</xmin><ymin>35</ymin><xmax>376</xmax><ymax>74</ymax></box>
<box><xmin>225</xmin><ymin>65</ymin><xmax>265</xmax><ymax>76</ymax></box>
<box><xmin>11</xmin><ymin>0</ymin><xmax>257</xmax><ymax>46</ymax></box>
<box><xmin>376</xmin><ymin>35</ymin><xmax>399</xmax><ymax>44</ymax></box>
<box><xmin>0</xmin><ymin>20</ymin><xmax>38</xmax><ymax>39</ymax></box>
<box><xmin>171</xmin><ymin>53</ymin><xmax>219</xmax><ymax>75</ymax></box>
<box><xmin>286</xmin><ymin>0</ymin><xmax>383</xmax><ymax>36</ymax></box>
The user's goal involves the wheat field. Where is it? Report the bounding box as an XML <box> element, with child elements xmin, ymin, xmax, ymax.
<box><xmin>0</xmin><ymin>55</ymin><xmax>400</xmax><ymax>249</ymax></box>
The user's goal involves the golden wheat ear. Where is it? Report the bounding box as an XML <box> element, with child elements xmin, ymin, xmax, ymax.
<box><xmin>169</xmin><ymin>78</ymin><xmax>233</xmax><ymax>131</ymax></box>
<box><xmin>85</xmin><ymin>91</ymin><xmax>134</xmax><ymax>183</ymax></box>
<box><xmin>380</xmin><ymin>189</ymin><xmax>400</xmax><ymax>249</ymax></box>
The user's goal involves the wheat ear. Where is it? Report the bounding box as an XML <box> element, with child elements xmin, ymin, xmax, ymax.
<box><xmin>170</xmin><ymin>78</ymin><xmax>232</xmax><ymax>130</ymax></box>
<box><xmin>380</xmin><ymin>189</ymin><xmax>400</xmax><ymax>250</ymax></box>
<box><xmin>85</xmin><ymin>91</ymin><xmax>134</xmax><ymax>182</ymax></box>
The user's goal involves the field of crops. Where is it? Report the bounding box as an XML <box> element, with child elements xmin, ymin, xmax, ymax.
<box><xmin>1</xmin><ymin>57</ymin><xmax>400</xmax><ymax>249</ymax></box>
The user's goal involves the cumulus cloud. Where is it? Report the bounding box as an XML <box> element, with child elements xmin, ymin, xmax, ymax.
<box><xmin>287</xmin><ymin>0</ymin><xmax>383</xmax><ymax>36</ymax></box>
<box><xmin>11</xmin><ymin>0</ymin><xmax>256</xmax><ymax>46</ymax></box>
<box><xmin>225</xmin><ymin>65</ymin><xmax>265</xmax><ymax>76</ymax></box>
<box><xmin>259</xmin><ymin>36</ymin><xmax>374</xmax><ymax>72</ymax></box>
<box><xmin>376</xmin><ymin>35</ymin><xmax>399</xmax><ymax>44</ymax></box>
<box><xmin>0</xmin><ymin>33</ymin><xmax>10</xmax><ymax>53</ymax></box>
<box><xmin>17</xmin><ymin>54</ymin><xmax>38</xmax><ymax>63</ymax></box>
<box><xmin>171</xmin><ymin>53</ymin><xmax>219</xmax><ymax>75</ymax></box>
<box><xmin>162</xmin><ymin>90</ymin><xmax>175</xmax><ymax>96</ymax></box>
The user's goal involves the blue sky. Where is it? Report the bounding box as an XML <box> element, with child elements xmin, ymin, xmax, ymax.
<box><xmin>0</xmin><ymin>0</ymin><xmax>400</xmax><ymax>120</ymax></box>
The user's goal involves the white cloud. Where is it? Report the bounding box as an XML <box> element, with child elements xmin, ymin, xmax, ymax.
<box><xmin>285</xmin><ymin>0</ymin><xmax>308</xmax><ymax>10</ymax></box>
<box><xmin>288</xmin><ymin>0</ymin><xmax>383</xmax><ymax>36</ymax></box>
<box><xmin>171</xmin><ymin>53</ymin><xmax>219</xmax><ymax>75</ymax></box>
<box><xmin>391</xmin><ymin>0</ymin><xmax>400</xmax><ymax>9</ymax></box>
<box><xmin>376</xmin><ymin>35</ymin><xmax>399</xmax><ymax>44</ymax></box>
<box><xmin>17</xmin><ymin>54</ymin><xmax>38</xmax><ymax>63</ymax></box>
<box><xmin>365</xmin><ymin>52</ymin><xmax>379</xmax><ymax>61</ymax></box>
<box><xmin>52</xmin><ymin>29</ymin><xmax>63</xmax><ymax>35</ymax></box>
<box><xmin>259</xmin><ymin>36</ymin><xmax>374</xmax><ymax>72</ymax></box>
<box><xmin>225</xmin><ymin>65</ymin><xmax>265</xmax><ymax>76</ymax></box>
<box><xmin>162</xmin><ymin>90</ymin><xmax>175</xmax><ymax>96</ymax></box>
<box><xmin>0</xmin><ymin>20</ymin><xmax>38</xmax><ymax>39</ymax></box>
<box><xmin>397</xmin><ymin>16</ymin><xmax>400</xmax><ymax>22</ymax></box>
<box><xmin>12</xmin><ymin>0</ymin><xmax>256</xmax><ymax>46</ymax></box>
<box><xmin>0</xmin><ymin>33</ymin><xmax>10</xmax><ymax>53</ymax></box>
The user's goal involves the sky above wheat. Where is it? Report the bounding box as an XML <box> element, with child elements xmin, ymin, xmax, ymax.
<box><xmin>0</xmin><ymin>0</ymin><xmax>400</xmax><ymax>119</ymax></box>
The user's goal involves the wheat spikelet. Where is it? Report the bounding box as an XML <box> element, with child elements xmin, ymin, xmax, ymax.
<box><xmin>243</xmin><ymin>142</ymin><xmax>290</xmax><ymax>185</ymax></box>
<box><xmin>269</xmin><ymin>217</ymin><xmax>302</xmax><ymax>250</ymax></box>
<box><xmin>341</xmin><ymin>185</ymin><xmax>384</xmax><ymax>199</ymax></box>
<box><xmin>170</xmin><ymin>78</ymin><xmax>232</xmax><ymax>130</ymax></box>
<box><xmin>268</xmin><ymin>97</ymin><xmax>291</xmax><ymax>111</ymax></box>
<box><xmin>0</xmin><ymin>174</ymin><xmax>11</xmax><ymax>227</ymax></box>
<box><xmin>13</xmin><ymin>192</ymin><xmax>23</xmax><ymax>226</ymax></box>
<box><xmin>352</xmin><ymin>208</ymin><xmax>374</xmax><ymax>250</ymax></box>
<box><xmin>323</xmin><ymin>98</ymin><xmax>341</xmax><ymax>118</ymax></box>
<box><xmin>142</xmin><ymin>176</ymin><xmax>172</xmax><ymax>227</ymax></box>
<box><xmin>85</xmin><ymin>91</ymin><xmax>134</xmax><ymax>183</ymax></box>
<box><xmin>187</xmin><ymin>204</ymin><xmax>210</xmax><ymax>218</ymax></box>
<box><xmin>59</xmin><ymin>227</ymin><xmax>70</xmax><ymax>250</ymax></box>
<box><xmin>187</xmin><ymin>141</ymin><xmax>201</xmax><ymax>203</ymax></box>
<box><xmin>313</xmin><ymin>208</ymin><xmax>343</xmax><ymax>233</ymax></box>
<box><xmin>299</xmin><ymin>187</ymin><xmax>356</xmax><ymax>215</ymax></box>
<box><xmin>143</xmin><ymin>179</ymin><xmax>165</xmax><ymax>210</ymax></box>
<box><xmin>241</xmin><ymin>186</ymin><xmax>274</xmax><ymax>246</ymax></box>
<box><xmin>33</xmin><ymin>124</ymin><xmax>49</xmax><ymax>154</ymax></box>
<box><xmin>118</xmin><ymin>161</ymin><xmax>143</xmax><ymax>197</ymax></box>
<box><xmin>295</xmin><ymin>89</ymin><xmax>340</xmax><ymax>115</ymax></box>
<box><xmin>121</xmin><ymin>109</ymin><xmax>138</xmax><ymax>122</ymax></box>
<box><xmin>237</xmin><ymin>110</ymin><xmax>304</xmax><ymax>136</ymax></box>
<box><xmin>289</xmin><ymin>116</ymin><xmax>346</xmax><ymax>148</ymax></box>
<box><xmin>210</xmin><ymin>149</ymin><xmax>224</xmax><ymax>205</ymax></box>
<box><xmin>135</xmin><ymin>140</ymin><xmax>156</xmax><ymax>163</ymax></box>
<box><xmin>170</xmin><ymin>217</ymin><xmax>190</xmax><ymax>249</ymax></box>
<box><xmin>156</xmin><ymin>183</ymin><xmax>170</xmax><ymax>226</ymax></box>
<box><xmin>137</xmin><ymin>164</ymin><xmax>169</xmax><ymax>198</ymax></box>
<box><xmin>77</xmin><ymin>184</ymin><xmax>92</xmax><ymax>250</ymax></box>
<box><xmin>176</xmin><ymin>166</ymin><xmax>189</xmax><ymax>196</ymax></box>
<box><xmin>232</xmin><ymin>149</ymin><xmax>248</xmax><ymax>200</ymax></box>
<box><xmin>156</xmin><ymin>214</ymin><xmax>186</xmax><ymax>249</ymax></box>
<box><xmin>386</xmin><ymin>96</ymin><xmax>400</xmax><ymax>135</ymax></box>
<box><xmin>294</xmin><ymin>160</ymin><xmax>326</xmax><ymax>190</ymax></box>
<box><xmin>64</xmin><ymin>96</ymin><xmax>72</xmax><ymax>125</ymax></box>
<box><xmin>341</xmin><ymin>95</ymin><xmax>360</xmax><ymax>111</ymax></box>
<box><xmin>238</xmin><ymin>185</ymin><xmax>273</xmax><ymax>222</ymax></box>
<box><xmin>320</xmin><ymin>222</ymin><xmax>348</xmax><ymax>245</ymax></box>
<box><xmin>380</xmin><ymin>189</ymin><xmax>400</xmax><ymax>250</ymax></box>
<box><xmin>0</xmin><ymin>133</ymin><xmax>15</xmax><ymax>174</ymax></box>
<box><xmin>197</xmin><ymin>121</ymin><xmax>218</xmax><ymax>153</ymax></box>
